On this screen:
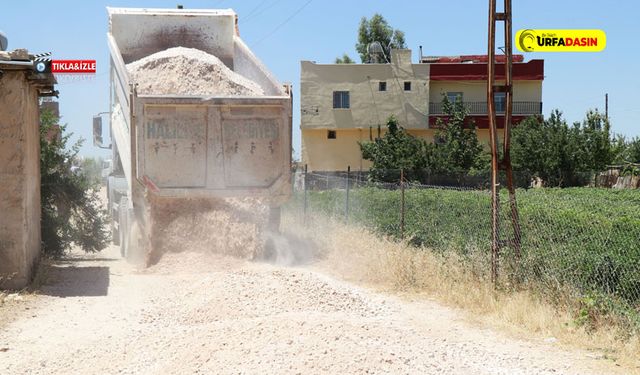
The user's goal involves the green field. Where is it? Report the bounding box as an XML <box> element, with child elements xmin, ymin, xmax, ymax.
<box><xmin>287</xmin><ymin>186</ymin><xmax>640</xmax><ymax>330</ymax></box>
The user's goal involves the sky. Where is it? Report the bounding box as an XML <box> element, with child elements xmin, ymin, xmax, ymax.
<box><xmin>2</xmin><ymin>0</ymin><xmax>638</xmax><ymax>159</ymax></box>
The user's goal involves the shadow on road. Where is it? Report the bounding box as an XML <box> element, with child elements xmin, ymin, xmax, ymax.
<box><xmin>39</xmin><ymin>265</ymin><xmax>110</xmax><ymax>297</ymax></box>
<box><xmin>63</xmin><ymin>257</ymin><xmax>120</xmax><ymax>263</ymax></box>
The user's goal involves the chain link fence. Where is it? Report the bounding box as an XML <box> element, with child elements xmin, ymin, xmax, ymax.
<box><xmin>286</xmin><ymin>168</ymin><xmax>640</xmax><ymax>331</ymax></box>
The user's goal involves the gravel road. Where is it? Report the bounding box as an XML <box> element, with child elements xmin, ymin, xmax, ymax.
<box><xmin>0</xmin><ymin>245</ymin><xmax>622</xmax><ymax>374</ymax></box>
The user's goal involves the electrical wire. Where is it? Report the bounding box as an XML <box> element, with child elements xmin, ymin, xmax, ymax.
<box><xmin>244</xmin><ymin>0</ymin><xmax>270</xmax><ymax>18</ymax></box>
<box><xmin>243</xmin><ymin>0</ymin><xmax>282</xmax><ymax>23</ymax></box>
<box><xmin>253</xmin><ymin>0</ymin><xmax>313</xmax><ymax>46</ymax></box>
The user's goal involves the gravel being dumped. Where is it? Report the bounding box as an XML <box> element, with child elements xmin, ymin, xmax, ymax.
<box><xmin>147</xmin><ymin>197</ymin><xmax>271</xmax><ymax>266</ymax></box>
<box><xmin>126</xmin><ymin>46</ymin><xmax>264</xmax><ymax>96</ymax></box>
<box><xmin>125</xmin><ymin>47</ymin><xmax>268</xmax><ymax>265</ymax></box>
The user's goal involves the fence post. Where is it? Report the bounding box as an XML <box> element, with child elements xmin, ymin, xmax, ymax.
<box><xmin>303</xmin><ymin>164</ymin><xmax>308</xmax><ymax>225</ymax></box>
<box><xmin>345</xmin><ymin>165</ymin><xmax>350</xmax><ymax>222</ymax></box>
<box><xmin>400</xmin><ymin>168</ymin><xmax>405</xmax><ymax>239</ymax></box>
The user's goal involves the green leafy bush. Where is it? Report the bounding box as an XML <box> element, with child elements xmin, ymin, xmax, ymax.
<box><xmin>40</xmin><ymin>110</ymin><xmax>110</xmax><ymax>258</ymax></box>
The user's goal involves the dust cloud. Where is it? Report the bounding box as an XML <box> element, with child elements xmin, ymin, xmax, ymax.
<box><xmin>143</xmin><ymin>197</ymin><xmax>318</xmax><ymax>270</ymax></box>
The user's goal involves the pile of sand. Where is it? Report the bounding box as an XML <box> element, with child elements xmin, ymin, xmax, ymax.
<box><xmin>127</xmin><ymin>47</ymin><xmax>264</xmax><ymax>96</ymax></box>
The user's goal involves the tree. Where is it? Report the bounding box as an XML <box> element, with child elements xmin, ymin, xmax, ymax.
<box><xmin>432</xmin><ymin>97</ymin><xmax>484</xmax><ymax>174</ymax></box>
<box><xmin>611</xmin><ymin>136</ymin><xmax>640</xmax><ymax>176</ymax></box>
<box><xmin>627</xmin><ymin>137</ymin><xmax>640</xmax><ymax>163</ymax></box>
<box><xmin>578</xmin><ymin>110</ymin><xmax>612</xmax><ymax>172</ymax></box>
<box><xmin>610</xmin><ymin>134</ymin><xmax>629</xmax><ymax>165</ymax></box>
<box><xmin>359</xmin><ymin>115</ymin><xmax>431</xmax><ymax>182</ymax></box>
<box><xmin>611</xmin><ymin>136</ymin><xmax>640</xmax><ymax>165</ymax></box>
<box><xmin>40</xmin><ymin>110</ymin><xmax>110</xmax><ymax>258</ymax></box>
<box><xmin>356</xmin><ymin>14</ymin><xmax>406</xmax><ymax>63</ymax></box>
<box><xmin>360</xmin><ymin>98</ymin><xmax>485</xmax><ymax>183</ymax></box>
<box><xmin>334</xmin><ymin>53</ymin><xmax>355</xmax><ymax>64</ymax></box>
<box><xmin>79</xmin><ymin>156</ymin><xmax>106</xmax><ymax>186</ymax></box>
<box><xmin>511</xmin><ymin>109</ymin><xmax>614</xmax><ymax>187</ymax></box>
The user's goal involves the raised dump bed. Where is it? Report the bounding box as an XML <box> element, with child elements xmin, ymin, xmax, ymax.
<box><xmin>100</xmin><ymin>7</ymin><xmax>292</xmax><ymax>263</ymax></box>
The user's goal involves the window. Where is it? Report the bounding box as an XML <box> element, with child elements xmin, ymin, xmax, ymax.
<box><xmin>327</xmin><ymin>130</ymin><xmax>336</xmax><ymax>139</ymax></box>
<box><xmin>378</xmin><ymin>81</ymin><xmax>387</xmax><ymax>91</ymax></box>
<box><xmin>404</xmin><ymin>81</ymin><xmax>412</xmax><ymax>91</ymax></box>
<box><xmin>494</xmin><ymin>92</ymin><xmax>506</xmax><ymax>113</ymax></box>
<box><xmin>333</xmin><ymin>91</ymin><xmax>350</xmax><ymax>109</ymax></box>
<box><xmin>446</xmin><ymin>92</ymin><xmax>463</xmax><ymax>103</ymax></box>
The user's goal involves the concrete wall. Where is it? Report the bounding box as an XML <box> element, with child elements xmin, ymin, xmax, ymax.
<box><xmin>302</xmin><ymin>127</ymin><xmax>507</xmax><ymax>172</ymax></box>
<box><xmin>301</xmin><ymin>49</ymin><xmax>430</xmax><ymax>131</ymax></box>
<box><xmin>0</xmin><ymin>70</ymin><xmax>42</xmax><ymax>289</ymax></box>
<box><xmin>302</xmin><ymin>128</ymin><xmax>447</xmax><ymax>172</ymax></box>
<box><xmin>300</xmin><ymin>51</ymin><xmax>542</xmax><ymax>172</ymax></box>
<box><xmin>302</xmin><ymin>128</ymin><xmax>372</xmax><ymax>172</ymax></box>
<box><xmin>429</xmin><ymin>80</ymin><xmax>542</xmax><ymax>103</ymax></box>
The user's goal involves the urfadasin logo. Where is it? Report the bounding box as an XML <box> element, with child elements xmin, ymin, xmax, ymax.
<box><xmin>517</xmin><ymin>29</ymin><xmax>537</xmax><ymax>52</ymax></box>
<box><xmin>516</xmin><ymin>29</ymin><xmax>606</xmax><ymax>52</ymax></box>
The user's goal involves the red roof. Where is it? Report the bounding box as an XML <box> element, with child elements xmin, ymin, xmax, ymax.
<box><xmin>422</xmin><ymin>54</ymin><xmax>525</xmax><ymax>63</ymax></box>
<box><xmin>429</xmin><ymin>59</ymin><xmax>544</xmax><ymax>81</ymax></box>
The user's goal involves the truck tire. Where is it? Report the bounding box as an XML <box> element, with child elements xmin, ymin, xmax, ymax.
<box><xmin>118</xmin><ymin>196</ymin><xmax>129</xmax><ymax>257</ymax></box>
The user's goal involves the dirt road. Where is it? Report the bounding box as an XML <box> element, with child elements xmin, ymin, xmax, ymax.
<box><xmin>0</xmin><ymin>244</ymin><xmax>621</xmax><ymax>374</ymax></box>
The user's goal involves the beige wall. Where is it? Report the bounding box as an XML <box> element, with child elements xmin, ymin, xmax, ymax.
<box><xmin>302</xmin><ymin>128</ymin><xmax>441</xmax><ymax>172</ymax></box>
<box><xmin>300</xmin><ymin>51</ymin><xmax>542</xmax><ymax>172</ymax></box>
<box><xmin>429</xmin><ymin>80</ymin><xmax>542</xmax><ymax>103</ymax></box>
<box><xmin>0</xmin><ymin>70</ymin><xmax>42</xmax><ymax>289</ymax></box>
<box><xmin>302</xmin><ymin>128</ymin><xmax>371</xmax><ymax>172</ymax></box>
<box><xmin>301</xmin><ymin>49</ymin><xmax>430</xmax><ymax>131</ymax></box>
<box><xmin>302</xmin><ymin>127</ymin><xmax>504</xmax><ymax>172</ymax></box>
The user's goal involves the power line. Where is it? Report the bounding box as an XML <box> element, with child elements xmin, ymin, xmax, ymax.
<box><xmin>244</xmin><ymin>0</ymin><xmax>282</xmax><ymax>23</ymax></box>
<box><xmin>253</xmin><ymin>0</ymin><xmax>313</xmax><ymax>46</ymax></box>
<box><xmin>244</xmin><ymin>0</ymin><xmax>271</xmax><ymax>19</ymax></box>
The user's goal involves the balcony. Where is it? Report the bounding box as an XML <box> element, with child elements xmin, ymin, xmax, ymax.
<box><xmin>429</xmin><ymin>101</ymin><xmax>542</xmax><ymax>116</ymax></box>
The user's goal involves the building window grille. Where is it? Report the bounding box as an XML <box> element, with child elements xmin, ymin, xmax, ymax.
<box><xmin>446</xmin><ymin>91</ymin><xmax>463</xmax><ymax>103</ymax></box>
<box><xmin>332</xmin><ymin>91</ymin><xmax>350</xmax><ymax>109</ymax></box>
<box><xmin>327</xmin><ymin>130</ymin><xmax>337</xmax><ymax>139</ymax></box>
<box><xmin>379</xmin><ymin>81</ymin><xmax>387</xmax><ymax>91</ymax></box>
<box><xmin>494</xmin><ymin>92</ymin><xmax>506</xmax><ymax>113</ymax></box>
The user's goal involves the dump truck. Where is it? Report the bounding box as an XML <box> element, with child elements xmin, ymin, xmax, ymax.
<box><xmin>95</xmin><ymin>7</ymin><xmax>292</xmax><ymax>263</ymax></box>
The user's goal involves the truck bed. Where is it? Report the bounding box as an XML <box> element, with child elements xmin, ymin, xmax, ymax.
<box><xmin>107</xmin><ymin>7</ymin><xmax>292</xmax><ymax>203</ymax></box>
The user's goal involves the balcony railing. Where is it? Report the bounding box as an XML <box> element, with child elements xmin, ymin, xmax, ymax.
<box><xmin>429</xmin><ymin>101</ymin><xmax>542</xmax><ymax>116</ymax></box>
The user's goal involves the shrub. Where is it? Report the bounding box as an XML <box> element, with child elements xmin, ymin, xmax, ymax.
<box><xmin>40</xmin><ymin>110</ymin><xmax>110</xmax><ymax>258</ymax></box>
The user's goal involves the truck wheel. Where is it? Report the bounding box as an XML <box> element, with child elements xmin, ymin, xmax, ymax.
<box><xmin>118</xmin><ymin>196</ymin><xmax>129</xmax><ymax>257</ymax></box>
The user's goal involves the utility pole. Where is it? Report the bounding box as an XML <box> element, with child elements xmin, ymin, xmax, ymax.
<box><xmin>605</xmin><ymin>93</ymin><xmax>609</xmax><ymax>121</ymax></box>
<box><xmin>487</xmin><ymin>0</ymin><xmax>521</xmax><ymax>286</ymax></box>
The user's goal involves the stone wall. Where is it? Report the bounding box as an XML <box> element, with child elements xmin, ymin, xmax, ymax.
<box><xmin>0</xmin><ymin>70</ymin><xmax>42</xmax><ymax>289</ymax></box>
<box><xmin>596</xmin><ymin>169</ymin><xmax>640</xmax><ymax>189</ymax></box>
